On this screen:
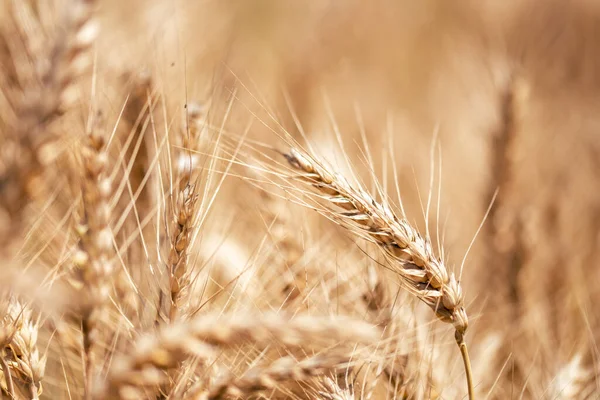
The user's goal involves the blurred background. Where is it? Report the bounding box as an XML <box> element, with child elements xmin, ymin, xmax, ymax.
<box><xmin>69</xmin><ymin>0</ymin><xmax>600</xmax><ymax>396</ymax></box>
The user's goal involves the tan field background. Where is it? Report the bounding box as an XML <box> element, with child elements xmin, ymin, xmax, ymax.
<box><xmin>1</xmin><ymin>0</ymin><xmax>599</xmax><ymax>399</ymax></box>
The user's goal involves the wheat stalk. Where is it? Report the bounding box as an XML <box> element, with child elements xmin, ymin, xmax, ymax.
<box><xmin>280</xmin><ymin>146</ymin><xmax>474</xmax><ymax>399</ymax></box>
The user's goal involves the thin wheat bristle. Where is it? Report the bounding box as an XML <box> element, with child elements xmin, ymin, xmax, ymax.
<box><xmin>250</xmin><ymin>166</ymin><xmax>306</xmax><ymax>305</ymax></box>
<box><xmin>312</xmin><ymin>375</ymin><xmax>356</xmax><ymax>400</ymax></box>
<box><xmin>551</xmin><ymin>354</ymin><xmax>598</xmax><ymax>400</ymax></box>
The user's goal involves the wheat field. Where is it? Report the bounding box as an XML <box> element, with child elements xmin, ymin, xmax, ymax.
<box><xmin>1</xmin><ymin>0</ymin><xmax>599</xmax><ymax>399</ymax></box>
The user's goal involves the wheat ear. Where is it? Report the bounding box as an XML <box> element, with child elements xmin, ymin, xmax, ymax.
<box><xmin>199</xmin><ymin>353</ymin><xmax>355</xmax><ymax>399</ymax></box>
<box><xmin>281</xmin><ymin>147</ymin><xmax>474</xmax><ymax>399</ymax></box>
<box><xmin>72</xmin><ymin>115</ymin><xmax>115</xmax><ymax>399</ymax></box>
<box><xmin>1</xmin><ymin>300</ymin><xmax>46</xmax><ymax>399</ymax></box>
<box><xmin>168</xmin><ymin>103</ymin><xmax>206</xmax><ymax>321</ymax></box>
<box><xmin>312</xmin><ymin>374</ymin><xmax>356</xmax><ymax>400</ymax></box>
<box><xmin>0</xmin><ymin>0</ymin><xmax>97</xmax><ymax>247</ymax></box>
<box><xmin>19</xmin><ymin>0</ymin><xmax>98</xmax><ymax>160</ymax></box>
<box><xmin>95</xmin><ymin>313</ymin><xmax>377</xmax><ymax>399</ymax></box>
<box><xmin>0</xmin><ymin>298</ymin><xmax>19</xmax><ymax>399</ymax></box>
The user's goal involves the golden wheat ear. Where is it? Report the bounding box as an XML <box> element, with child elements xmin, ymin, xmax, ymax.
<box><xmin>195</xmin><ymin>352</ymin><xmax>357</xmax><ymax>400</ymax></box>
<box><xmin>167</xmin><ymin>102</ymin><xmax>207</xmax><ymax>322</ymax></box>
<box><xmin>0</xmin><ymin>0</ymin><xmax>98</xmax><ymax>247</ymax></box>
<box><xmin>1</xmin><ymin>300</ymin><xmax>46</xmax><ymax>400</ymax></box>
<box><xmin>95</xmin><ymin>313</ymin><xmax>377</xmax><ymax>399</ymax></box>
<box><xmin>72</xmin><ymin>112</ymin><xmax>117</xmax><ymax>399</ymax></box>
<box><xmin>277</xmin><ymin>146</ymin><xmax>474</xmax><ymax>399</ymax></box>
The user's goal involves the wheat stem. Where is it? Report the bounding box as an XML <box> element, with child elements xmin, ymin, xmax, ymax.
<box><xmin>456</xmin><ymin>331</ymin><xmax>475</xmax><ymax>400</ymax></box>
